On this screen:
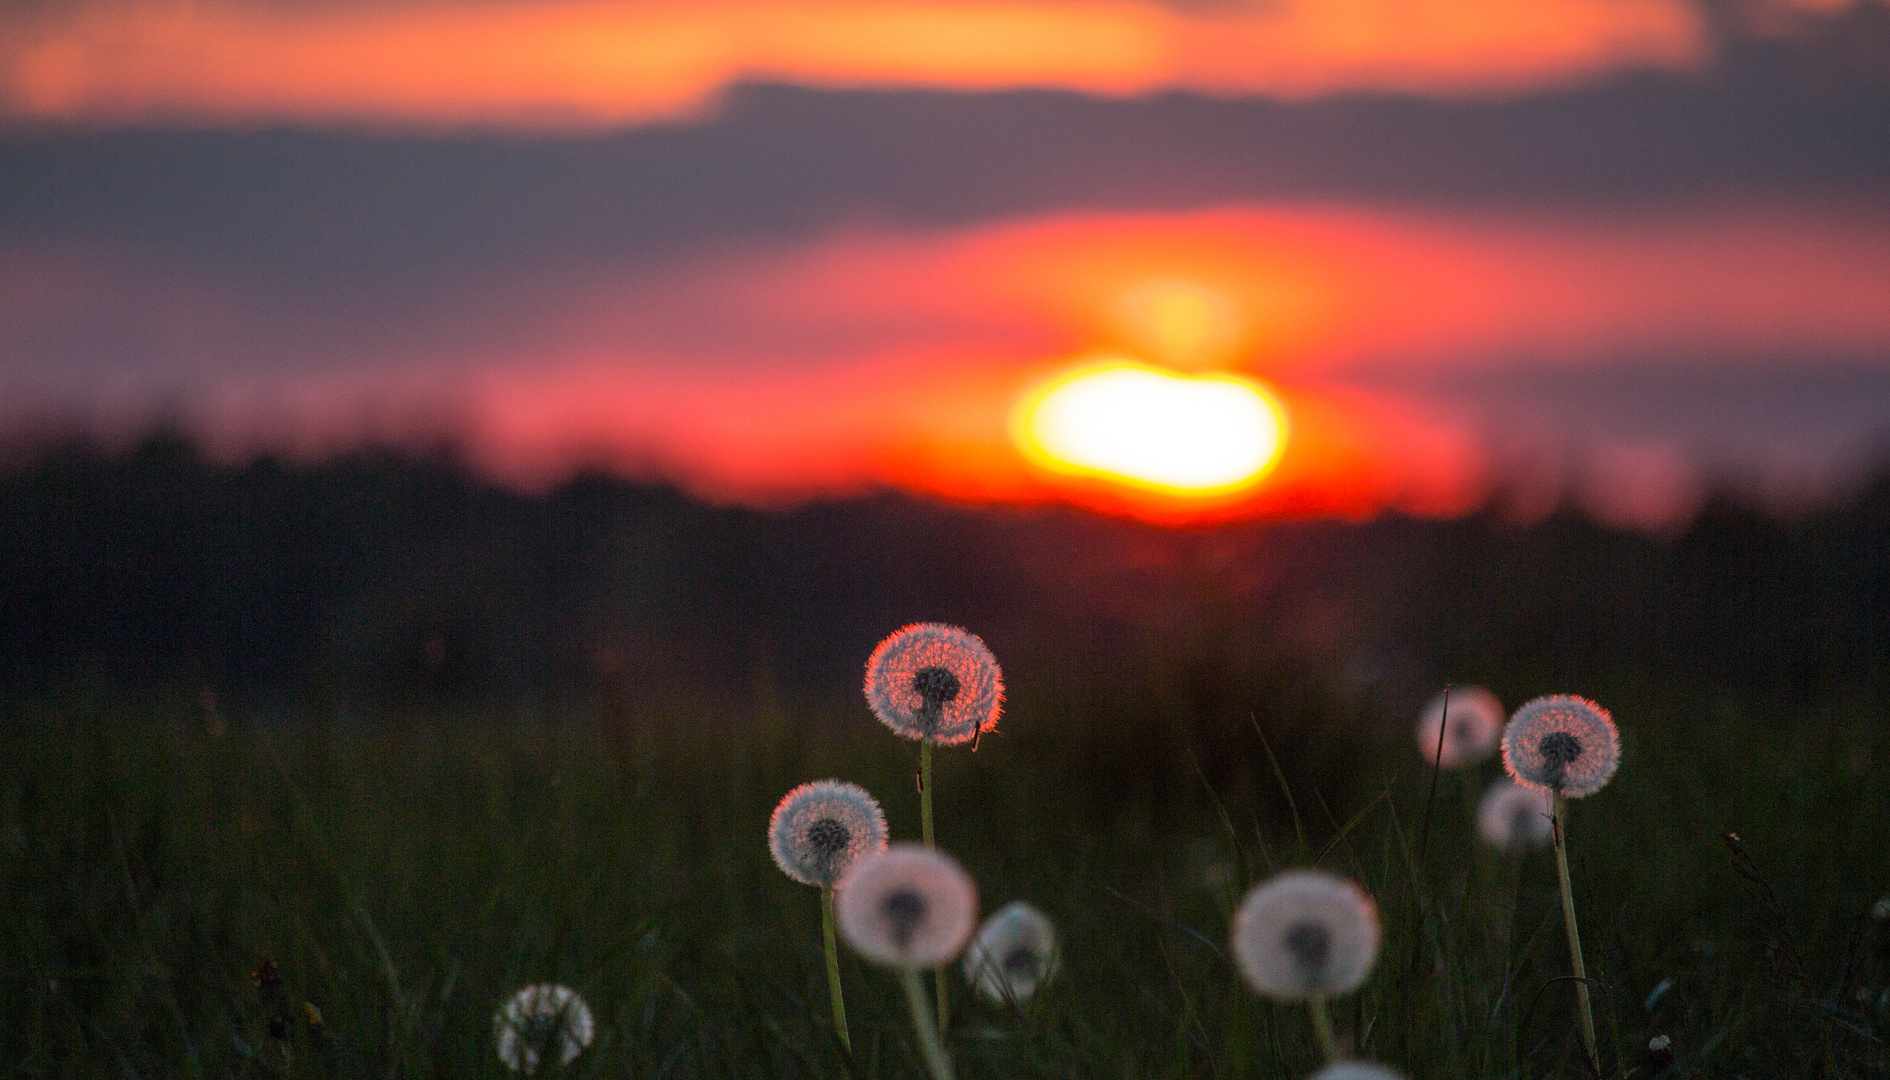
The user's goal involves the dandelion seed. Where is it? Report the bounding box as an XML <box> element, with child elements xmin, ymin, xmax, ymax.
<box><xmin>768</xmin><ymin>780</ymin><xmax>889</xmax><ymax>887</ymax></box>
<box><xmin>1309</xmin><ymin>1063</ymin><xmax>1407</xmax><ymax>1080</ymax></box>
<box><xmin>1503</xmin><ymin>695</ymin><xmax>1619</xmax><ymax>1066</ymax></box>
<box><xmin>836</xmin><ymin>844</ymin><xmax>978</xmax><ymax>969</ymax></box>
<box><xmin>1476</xmin><ymin>779</ymin><xmax>1554</xmax><ymax>853</ymax></box>
<box><xmin>962</xmin><ymin>901</ymin><xmax>1058</xmax><ymax>1006</ymax></box>
<box><xmin>864</xmin><ymin>623</ymin><xmax>1003</xmax><ymax>746</ymax></box>
<box><xmin>1415</xmin><ymin>685</ymin><xmax>1503</xmax><ymax>768</ymax></box>
<box><xmin>769</xmin><ymin>781</ymin><xmax>886</xmax><ymax>1053</ymax></box>
<box><xmin>1232</xmin><ymin>869</ymin><xmax>1381</xmax><ymax>1000</ymax></box>
<box><xmin>493</xmin><ymin>984</ymin><xmax>593</xmax><ymax>1074</ymax></box>
<box><xmin>1501</xmin><ymin>694</ymin><xmax>1620</xmax><ymax>797</ymax></box>
<box><xmin>1873</xmin><ymin>896</ymin><xmax>1890</xmax><ymax>921</ymax></box>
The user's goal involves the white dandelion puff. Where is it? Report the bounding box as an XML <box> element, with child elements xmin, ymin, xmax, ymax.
<box><xmin>1501</xmin><ymin>694</ymin><xmax>1620</xmax><ymax>797</ymax></box>
<box><xmin>769</xmin><ymin>780</ymin><xmax>889</xmax><ymax>887</ymax></box>
<box><xmin>492</xmin><ymin>984</ymin><xmax>593</xmax><ymax>1074</ymax></box>
<box><xmin>962</xmin><ymin>901</ymin><xmax>1058</xmax><ymax>1006</ymax></box>
<box><xmin>835</xmin><ymin>844</ymin><xmax>978</xmax><ymax>969</ymax></box>
<box><xmin>1310</xmin><ymin>1063</ymin><xmax>1408</xmax><ymax>1080</ymax></box>
<box><xmin>864</xmin><ymin>623</ymin><xmax>1003</xmax><ymax>746</ymax></box>
<box><xmin>1232</xmin><ymin>869</ymin><xmax>1381</xmax><ymax>1000</ymax></box>
<box><xmin>1476</xmin><ymin>779</ymin><xmax>1554</xmax><ymax>853</ymax></box>
<box><xmin>1415</xmin><ymin>686</ymin><xmax>1504</xmax><ymax>768</ymax></box>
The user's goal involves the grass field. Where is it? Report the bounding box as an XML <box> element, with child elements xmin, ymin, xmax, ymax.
<box><xmin>4</xmin><ymin>657</ymin><xmax>1888</xmax><ymax>1078</ymax></box>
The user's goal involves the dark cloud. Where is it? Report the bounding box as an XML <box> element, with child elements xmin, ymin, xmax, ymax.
<box><xmin>2</xmin><ymin>12</ymin><xmax>1887</xmax><ymax>296</ymax></box>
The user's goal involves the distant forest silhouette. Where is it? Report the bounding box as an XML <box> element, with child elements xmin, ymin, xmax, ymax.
<box><xmin>1</xmin><ymin>430</ymin><xmax>1884</xmax><ymax>731</ymax></box>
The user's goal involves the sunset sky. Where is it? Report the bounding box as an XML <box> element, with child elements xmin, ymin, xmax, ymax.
<box><xmin>4</xmin><ymin>0</ymin><xmax>1889</xmax><ymax>526</ymax></box>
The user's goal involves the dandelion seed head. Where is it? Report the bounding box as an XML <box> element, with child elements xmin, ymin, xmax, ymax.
<box><xmin>1232</xmin><ymin>869</ymin><xmax>1380</xmax><ymax>1000</ymax></box>
<box><xmin>1501</xmin><ymin>694</ymin><xmax>1620</xmax><ymax>797</ymax></box>
<box><xmin>1476</xmin><ymin>779</ymin><xmax>1554</xmax><ymax>852</ymax></box>
<box><xmin>962</xmin><ymin>900</ymin><xmax>1059</xmax><ymax>1005</ymax></box>
<box><xmin>1309</xmin><ymin>1063</ymin><xmax>1408</xmax><ymax>1080</ymax></box>
<box><xmin>835</xmin><ymin>843</ymin><xmax>978</xmax><ymax>968</ymax></box>
<box><xmin>768</xmin><ymin>780</ymin><xmax>888</xmax><ymax>887</ymax></box>
<box><xmin>864</xmin><ymin>623</ymin><xmax>1003</xmax><ymax>745</ymax></box>
<box><xmin>492</xmin><ymin>984</ymin><xmax>593</xmax><ymax>1074</ymax></box>
<box><xmin>1415</xmin><ymin>685</ymin><xmax>1504</xmax><ymax>768</ymax></box>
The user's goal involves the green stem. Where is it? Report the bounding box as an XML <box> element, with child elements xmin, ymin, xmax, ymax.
<box><xmin>919</xmin><ymin>741</ymin><xmax>950</xmax><ymax>1033</ymax></box>
<box><xmin>1307</xmin><ymin>994</ymin><xmax>1339</xmax><ymax>1064</ymax></box>
<box><xmin>822</xmin><ymin>885</ymin><xmax>851</xmax><ymax>1054</ymax></box>
<box><xmin>901</xmin><ymin>967</ymin><xmax>956</xmax><ymax>1080</ymax></box>
<box><xmin>1552</xmin><ymin>790</ymin><xmax>1600</xmax><ymax>1072</ymax></box>
<box><xmin>920</xmin><ymin>741</ymin><xmax>936</xmax><ymax>847</ymax></box>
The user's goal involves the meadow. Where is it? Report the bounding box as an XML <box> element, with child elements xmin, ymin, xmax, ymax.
<box><xmin>6</xmin><ymin>654</ymin><xmax>1888</xmax><ymax>1078</ymax></box>
<box><xmin>2</xmin><ymin>445</ymin><xmax>1888</xmax><ymax>1078</ymax></box>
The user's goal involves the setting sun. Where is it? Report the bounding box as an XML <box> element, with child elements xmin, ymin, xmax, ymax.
<box><xmin>1015</xmin><ymin>362</ymin><xmax>1287</xmax><ymax>495</ymax></box>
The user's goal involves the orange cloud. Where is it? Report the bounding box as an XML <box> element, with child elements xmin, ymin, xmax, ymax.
<box><xmin>3</xmin><ymin>0</ymin><xmax>1705</xmax><ymax>128</ymax></box>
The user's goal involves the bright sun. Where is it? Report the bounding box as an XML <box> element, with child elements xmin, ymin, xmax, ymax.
<box><xmin>1015</xmin><ymin>361</ymin><xmax>1287</xmax><ymax>495</ymax></box>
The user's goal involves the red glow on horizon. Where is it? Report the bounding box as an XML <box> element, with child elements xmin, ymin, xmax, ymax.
<box><xmin>4</xmin><ymin>203</ymin><xmax>1890</xmax><ymax>526</ymax></box>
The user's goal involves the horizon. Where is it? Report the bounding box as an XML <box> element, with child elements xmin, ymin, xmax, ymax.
<box><xmin>4</xmin><ymin>0</ymin><xmax>1889</xmax><ymax>529</ymax></box>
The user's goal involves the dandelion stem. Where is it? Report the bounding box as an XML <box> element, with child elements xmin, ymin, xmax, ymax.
<box><xmin>1552</xmin><ymin>790</ymin><xmax>1600</xmax><ymax>1072</ymax></box>
<box><xmin>900</xmin><ymin>966</ymin><xmax>956</xmax><ymax>1080</ymax></box>
<box><xmin>821</xmin><ymin>884</ymin><xmax>851</xmax><ymax>1054</ymax></box>
<box><xmin>919</xmin><ymin>740</ymin><xmax>951</xmax><ymax>1033</ymax></box>
<box><xmin>1307</xmin><ymin>994</ymin><xmax>1339</xmax><ymax>1064</ymax></box>
<box><xmin>920</xmin><ymin>741</ymin><xmax>936</xmax><ymax>847</ymax></box>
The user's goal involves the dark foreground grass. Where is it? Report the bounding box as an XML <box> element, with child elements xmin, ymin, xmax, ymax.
<box><xmin>4</xmin><ymin>668</ymin><xmax>1889</xmax><ymax>1079</ymax></box>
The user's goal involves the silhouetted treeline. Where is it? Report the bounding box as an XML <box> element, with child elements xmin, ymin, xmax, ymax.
<box><xmin>0</xmin><ymin>431</ymin><xmax>1885</xmax><ymax>726</ymax></box>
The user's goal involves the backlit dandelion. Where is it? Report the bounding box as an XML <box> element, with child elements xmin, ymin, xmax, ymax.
<box><xmin>1501</xmin><ymin>694</ymin><xmax>1619</xmax><ymax>797</ymax></box>
<box><xmin>1416</xmin><ymin>685</ymin><xmax>1503</xmax><ymax>768</ymax></box>
<box><xmin>1310</xmin><ymin>1063</ymin><xmax>1408</xmax><ymax>1080</ymax></box>
<box><xmin>769</xmin><ymin>779</ymin><xmax>888</xmax><ymax>1052</ymax></box>
<box><xmin>1233</xmin><ymin>870</ymin><xmax>1380</xmax><ymax>999</ymax></box>
<box><xmin>1233</xmin><ymin>869</ymin><xmax>1380</xmax><ymax>1063</ymax></box>
<box><xmin>837</xmin><ymin>844</ymin><xmax>978</xmax><ymax>1080</ymax></box>
<box><xmin>492</xmin><ymin>984</ymin><xmax>593</xmax><ymax>1074</ymax></box>
<box><xmin>962</xmin><ymin>901</ymin><xmax>1058</xmax><ymax>1007</ymax></box>
<box><xmin>836</xmin><ymin>844</ymin><xmax>978</xmax><ymax>969</ymax></box>
<box><xmin>1501</xmin><ymin>693</ymin><xmax>1622</xmax><ymax>1071</ymax></box>
<box><xmin>864</xmin><ymin>621</ymin><xmax>1002</xmax><ymax>1036</ymax></box>
<box><xmin>865</xmin><ymin>623</ymin><xmax>1004</xmax><ymax>746</ymax></box>
<box><xmin>1476</xmin><ymin>779</ymin><xmax>1553</xmax><ymax>853</ymax></box>
<box><xmin>769</xmin><ymin>780</ymin><xmax>888</xmax><ymax>887</ymax></box>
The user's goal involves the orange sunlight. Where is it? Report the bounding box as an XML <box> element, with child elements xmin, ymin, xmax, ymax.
<box><xmin>1</xmin><ymin>0</ymin><xmax>1704</xmax><ymax>128</ymax></box>
<box><xmin>1015</xmin><ymin>362</ymin><xmax>1287</xmax><ymax>495</ymax></box>
<box><xmin>12</xmin><ymin>203</ymin><xmax>1890</xmax><ymax>525</ymax></box>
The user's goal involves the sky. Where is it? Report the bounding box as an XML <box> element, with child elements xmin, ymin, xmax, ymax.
<box><xmin>3</xmin><ymin>0</ymin><xmax>1889</xmax><ymax>527</ymax></box>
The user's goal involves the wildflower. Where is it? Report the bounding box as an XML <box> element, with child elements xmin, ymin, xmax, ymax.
<box><xmin>836</xmin><ymin>844</ymin><xmax>978</xmax><ymax>969</ymax></box>
<box><xmin>493</xmin><ymin>984</ymin><xmax>593</xmax><ymax>1074</ymax></box>
<box><xmin>864</xmin><ymin>623</ymin><xmax>1003</xmax><ymax>745</ymax></box>
<box><xmin>1646</xmin><ymin>1034</ymin><xmax>1676</xmax><ymax>1070</ymax></box>
<box><xmin>962</xmin><ymin>901</ymin><xmax>1058</xmax><ymax>1005</ymax></box>
<box><xmin>1415</xmin><ymin>686</ymin><xmax>1503</xmax><ymax>768</ymax></box>
<box><xmin>1310</xmin><ymin>1064</ymin><xmax>1407</xmax><ymax>1080</ymax></box>
<box><xmin>1232</xmin><ymin>869</ymin><xmax>1381</xmax><ymax>1000</ymax></box>
<box><xmin>1505</xmin><ymin>695</ymin><xmax>1620</xmax><ymax>1066</ymax></box>
<box><xmin>769</xmin><ymin>780</ymin><xmax>889</xmax><ymax>887</ymax></box>
<box><xmin>769</xmin><ymin>781</ymin><xmax>887</xmax><ymax>1053</ymax></box>
<box><xmin>1501</xmin><ymin>694</ymin><xmax>1620</xmax><ymax>797</ymax></box>
<box><xmin>1476</xmin><ymin>780</ymin><xmax>1553</xmax><ymax>853</ymax></box>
